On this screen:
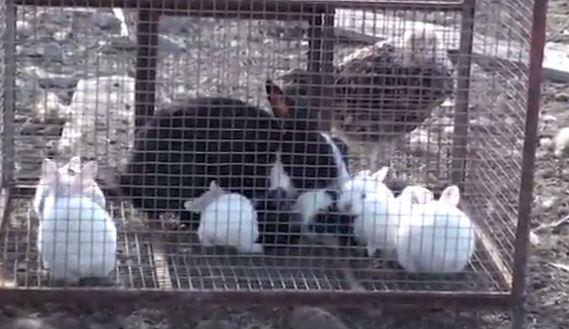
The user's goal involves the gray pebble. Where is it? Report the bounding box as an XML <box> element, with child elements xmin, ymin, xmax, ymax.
<box><xmin>38</xmin><ymin>76</ymin><xmax>78</xmax><ymax>90</ymax></box>
<box><xmin>288</xmin><ymin>307</ymin><xmax>350</xmax><ymax>329</ymax></box>
<box><xmin>196</xmin><ymin>319</ymin><xmax>239</xmax><ymax>329</ymax></box>
<box><xmin>158</xmin><ymin>34</ymin><xmax>186</xmax><ymax>54</ymax></box>
<box><xmin>1</xmin><ymin>318</ymin><xmax>46</xmax><ymax>329</ymax></box>
<box><xmin>19</xmin><ymin>42</ymin><xmax>64</xmax><ymax>63</ymax></box>
<box><xmin>90</xmin><ymin>12</ymin><xmax>122</xmax><ymax>32</ymax></box>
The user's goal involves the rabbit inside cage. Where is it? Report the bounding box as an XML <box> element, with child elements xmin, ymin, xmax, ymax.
<box><xmin>0</xmin><ymin>4</ymin><xmax>518</xmax><ymax>296</ymax></box>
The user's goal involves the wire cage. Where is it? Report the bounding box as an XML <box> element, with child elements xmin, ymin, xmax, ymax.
<box><xmin>0</xmin><ymin>0</ymin><xmax>547</xmax><ymax>325</ymax></box>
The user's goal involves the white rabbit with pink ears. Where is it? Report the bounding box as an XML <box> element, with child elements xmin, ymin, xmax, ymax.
<box><xmin>37</xmin><ymin>158</ymin><xmax>116</xmax><ymax>284</ymax></box>
<box><xmin>396</xmin><ymin>185</ymin><xmax>476</xmax><ymax>273</ymax></box>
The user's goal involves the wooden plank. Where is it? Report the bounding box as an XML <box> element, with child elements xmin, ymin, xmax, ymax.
<box><xmin>335</xmin><ymin>9</ymin><xmax>569</xmax><ymax>82</ymax></box>
<box><xmin>474</xmin><ymin>224</ymin><xmax>513</xmax><ymax>290</ymax></box>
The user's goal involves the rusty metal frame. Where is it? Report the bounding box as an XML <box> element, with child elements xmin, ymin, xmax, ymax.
<box><xmin>12</xmin><ymin>0</ymin><xmax>466</xmax><ymax>11</ymax></box>
<box><xmin>450</xmin><ymin>0</ymin><xmax>475</xmax><ymax>189</ymax></box>
<box><xmin>1</xmin><ymin>0</ymin><xmax>15</xmax><ymax>189</ymax></box>
<box><xmin>0</xmin><ymin>0</ymin><xmax>548</xmax><ymax>323</ymax></box>
<box><xmin>511</xmin><ymin>1</ymin><xmax>549</xmax><ymax>329</ymax></box>
<box><xmin>0</xmin><ymin>288</ymin><xmax>511</xmax><ymax>310</ymax></box>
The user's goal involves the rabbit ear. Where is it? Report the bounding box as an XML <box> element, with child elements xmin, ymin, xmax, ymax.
<box><xmin>439</xmin><ymin>185</ymin><xmax>460</xmax><ymax>206</ymax></box>
<box><xmin>209</xmin><ymin>180</ymin><xmax>220</xmax><ymax>190</ymax></box>
<box><xmin>266</xmin><ymin>79</ymin><xmax>292</xmax><ymax>119</ymax></box>
<box><xmin>70</xmin><ymin>161</ymin><xmax>98</xmax><ymax>194</ymax></box>
<box><xmin>184</xmin><ymin>199</ymin><xmax>200</xmax><ymax>212</ymax></box>
<box><xmin>402</xmin><ymin>186</ymin><xmax>434</xmax><ymax>204</ymax></box>
<box><xmin>186</xmin><ymin>183</ymin><xmax>224</xmax><ymax>212</ymax></box>
<box><xmin>371</xmin><ymin>166</ymin><xmax>389</xmax><ymax>182</ymax></box>
<box><xmin>41</xmin><ymin>158</ymin><xmax>59</xmax><ymax>180</ymax></box>
<box><xmin>66</xmin><ymin>156</ymin><xmax>82</xmax><ymax>174</ymax></box>
<box><xmin>81</xmin><ymin>161</ymin><xmax>98</xmax><ymax>180</ymax></box>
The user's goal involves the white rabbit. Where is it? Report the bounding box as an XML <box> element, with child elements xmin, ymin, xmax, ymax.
<box><xmin>33</xmin><ymin>156</ymin><xmax>106</xmax><ymax>217</ymax></box>
<box><xmin>37</xmin><ymin>158</ymin><xmax>117</xmax><ymax>284</ymax></box>
<box><xmin>293</xmin><ymin>189</ymin><xmax>334</xmax><ymax>226</ymax></box>
<box><xmin>184</xmin><ymin>181</ymin><xmax>263</xmax><ymax>253</ymax></box>
<box><xmin>337</xmin><ymin>167</ymin><xmax>400</xmax><ymax>257</ymax></box>
<box><xmin>396</xmin><ymin>185</ymin><xmax>476</xmax><ymax>273</ymax></box>
<box><xmin>398</xmin><ymin>185</ymin><xmax>435</xmax><ymax>205</ymax></box>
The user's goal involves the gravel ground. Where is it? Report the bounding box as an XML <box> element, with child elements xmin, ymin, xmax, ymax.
<box><xmin>2</xmin><ymin>0</ymin><xmax>569</xmax><ymax>328</ymax></box>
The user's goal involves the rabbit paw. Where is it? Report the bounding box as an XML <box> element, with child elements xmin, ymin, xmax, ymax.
<box><xmin>158</xmin><ymin>212</ymin><xmax>179</xmax><ymax>231</ymax></box>
<box><xmin>371</xmin><ymin>257</ymin><xmax>388</xmax><ymax>269</ymax></box>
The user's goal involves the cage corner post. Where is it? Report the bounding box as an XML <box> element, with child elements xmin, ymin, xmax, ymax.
<box><xmin>135</xmin><ymin>8</ymin><xmax>160</xmax><ymax>132</ymax></box>
<box><xmin>450</xmin><ymin>0</ymin><xmax>476</xmax><ymax>189</ymax></box>
<box><xmin>511</xmin><ymin>1</ymin><xmax>549</xmax><ymax>328</ymax></box>
<box><xmin>0</xmin><ymin>0</ymin><xmax>16</xmax><ymax>229</ymax></box>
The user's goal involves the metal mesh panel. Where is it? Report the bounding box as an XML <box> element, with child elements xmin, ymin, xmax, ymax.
<box><xmin>0</xmin><ymin>0</ymin><xmax>541</xmax><ymax>306</ymax></box>
<box><xmin>0</xmin><ymin>0</ymin><xmax>4</xmax><ymax>187</ymax></box>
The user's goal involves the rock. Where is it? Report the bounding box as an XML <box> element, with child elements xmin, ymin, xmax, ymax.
<box><xmin>159</xmin><ymin>34</ymin><xmax>186</xmax><ymax>55</ymax></box>
<box><xmin>542</xmin><ymin>197</ymin><xmax>557</xmax><ymax>211</ymax></box>
<box><xmin>288</xmin><ymin>307</ymin><xmax>350</xmax><ymax>329</ymax></box>
<box><xmin>90</xmin><ymin>12</ymin><xmax>122</xmax><ymax>32</ymax></box>
<box><xmin>43</xmin><ymin>315</ymin><xmax>86</xmax><ymax>329</ymax></box>
<box><xmin>554</xmin><ymin>127</ymin><xmax>569</xmax><ymax>157</ymax></box>
<box><xmin>540</xmin><ymin>137</ymin><xmax>554</xmax><ymax>149</ymax></box>
<box><xmin>19</xmin><ymin>42</ymin><xmax>64</xmax><ymax>63</ymax></box>
<box><xmin>0</xmin><ymin>318</ymin><xmax>46</xmax><ymax>329</ymax></box>
<box><xmin>57</xmin><ymin>75</ymin><xmax>135</xmax><ymax>170</ymax></box>
<box><xmin>16</xmin><ymin>20</ymin><xmax>32</xmax><ymax>38</ymax></box>
<box><xmin>554</xmin><ymin>93</ymin><xmax>569</xmax><ymax>102</ymax></box>
<box><xmin>102</xmin><ymin>36</ymin><xmax>137</xmax><ymax>53</ymax></box>
<box><xmin>34</xmin><ymin>92</ymin><xmax>68</xmax><ymax>121</ymax></box>
<box><xmin>53</xmin><ymin>30</ymin><xmax>72</xmax><ymax>42</ymax></box>
<box><xmin>541</xmin><ymin>114</ymin><xmax>557</xmax><ymax>123</ymax></box>
<box><xmin>196</xmin><ymin>319</ymin><xmax>239</xmax><ymax>329</ymax></box>
<box><xmin>38</xmin><ymin>75</ymin><xmax>78</xmax><ymax>90</ymax></box>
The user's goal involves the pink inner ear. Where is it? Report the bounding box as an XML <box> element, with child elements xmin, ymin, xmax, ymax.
<box><xmin>67</xmin><ymin>156</ymin><xmax>82</xmax><ymax>173</ymax></box>
<box><xmin>265</xmin><ymin>80</ymin><xmax>292</xmax><ymax>118</ymax></box>
<box><xmin>372</xmin><ymin>167</ymin><xmax>389</xmax><ymax>182</ymax></box>
<box><xmin>440</xmin><ymin>185</ymin><xmax>460</xmax><ymax>206</ymax></box>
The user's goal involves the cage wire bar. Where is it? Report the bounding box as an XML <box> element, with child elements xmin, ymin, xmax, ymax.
<box><xmin>0</xmin><ymin>0</ymin><xmax>547</xmax><ymax>325</ymax></box>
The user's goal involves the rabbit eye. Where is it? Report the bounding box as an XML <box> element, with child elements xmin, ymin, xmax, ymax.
<box><xmin>362</xmin><ymin>193</ymin><xmax>366</xmax><ymax>199</ymax></box>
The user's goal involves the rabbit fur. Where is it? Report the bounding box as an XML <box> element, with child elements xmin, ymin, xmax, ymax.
<box><xmin>33</xmin><ymin>156</ymin><xmax>106</xmax><ymax>217</ymax></box>
<box><xmin>396</xmin><ymin>185</ymin><xmax>476</xmax><ymax>273</ymax></box>
<box><xmin>37</xmin><ymin>158</ymin><xmax>117</xmax><ymax>284</ymax></box>
<box><xmin>337</xmin><ymin>167</ymin><xmax>404</xmax><ymax>257</ymax></box>
<box><xmin>185</xmin><ymin>181</ymin><xmax>264</xmax><ymax>253</ymax></box>
<box><xmin>121</xmin><ymin>80</ymin><xmax>350</xmax><ymax>231</ymax></box>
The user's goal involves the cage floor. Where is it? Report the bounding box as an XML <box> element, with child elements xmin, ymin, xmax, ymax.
<box><xmin>0</xmin><ymin>199</ymin><xmax>510</xmax><ymax>293</ymax></box>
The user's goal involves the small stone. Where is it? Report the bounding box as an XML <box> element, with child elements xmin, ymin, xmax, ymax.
<box><xmin>38</xmin><ymin>76</ymin><xmax>78</xmax><ymax>90</ymax></box>
<box><xmin>4</xmin><ymin>318</ymin><xmax>45</xmax><ymax>329</ymax></box>
<box><xmin>16</xmin><ymin>20</ymin><xmax>32</xmax><ymax>38</ymax></box>
<box><xmin>159</xmin><ymin>34</ymin><xmax>186</xmax><ymax>54</ymax></box>
<box><xmin>554</xmin><ymin>127</ymin><xmax>569</xmax><ymax>157</ymax></box>
<box><xmin>542</xmin><ymin>197</ymin><xmax>556</xmax><ymax>210</ymax></box>
<box><xmin>53</xmin><ymin>30</ymin><xmax>71</xmax><ymax>42</ymax></box>
<box><xmin>542</xmin><ymin>114</ymin><xmax>557</xmax><ymax>123</ymax></box>
<box><xmin>289</xmin><ymin>307</ymin><xmax>349</xmax><ymax>329</ymax></box>
<box><xmin>196</xmin><ymin>320</ymin><xmax>238</xmax><ymax>329</ymax></box>
<box><xmin>20</xmin><ymin>42</ymin><xmax>64</xmax><ymax>63</ymax></box>
<box><xmin>554</xmin><ymin>93</ymin><xmax>569</xmax><ymax>102</ymax></box>
<box><xmin>90</xmin><ymin>12</ymin><xmax>122</xmax><ymax>32</ymax></box>
<box><xmin>540</xmin><ymin>137</ymin><xmax>553</xmax><ymax>149</ymax></box>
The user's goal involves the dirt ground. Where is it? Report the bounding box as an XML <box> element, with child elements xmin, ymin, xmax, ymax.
<box><xmin>2</xmin><ymin>0</ymin><xmax>569</xmax><ymax>328</ymax></box>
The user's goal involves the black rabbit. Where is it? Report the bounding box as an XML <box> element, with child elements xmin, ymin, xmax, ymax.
<box><xmin>119</xmin><ymin>80</ymin><xmax>350</xmax><ymax>231</ymax></box>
